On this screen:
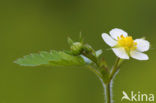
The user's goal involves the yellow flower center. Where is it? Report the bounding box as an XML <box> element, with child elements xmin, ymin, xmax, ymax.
<box><xmin>117</xmin><ymin>35</ymin><xmax>137</xmax><ymax>51</ymax></box>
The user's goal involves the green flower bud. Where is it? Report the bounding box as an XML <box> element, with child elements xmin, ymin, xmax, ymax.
<box><xmin>71</xmin><ymin>42</ymin><xmax>83</xmax><ymax>55</ymax></box>
<box><xmin>83</xmin><ymin>44</ymin><xmax>96</xmax><ymax>55</ymax></box>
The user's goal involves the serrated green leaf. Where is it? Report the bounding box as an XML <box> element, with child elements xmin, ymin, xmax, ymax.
<box><xmin>15</xmin><ymin>50</ymin><xmax>86</xmax><ymax>66</ymax></box>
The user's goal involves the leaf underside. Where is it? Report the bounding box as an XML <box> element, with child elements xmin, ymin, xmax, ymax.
<box><xmin>15</xmin><ymin>50</ymin><xmax>86</xmax><ymax>66</ymax></box>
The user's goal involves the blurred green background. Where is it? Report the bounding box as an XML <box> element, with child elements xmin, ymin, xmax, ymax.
<box><xmin>0</xmin><ymin>0</ymin><xmax>156</xmax><ymax>103</ymax></box>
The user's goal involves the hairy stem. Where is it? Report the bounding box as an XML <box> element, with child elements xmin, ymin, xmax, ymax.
<box><xmin>86</xmin><ymin>56</ymin><xmax>121</xmax><ymax>103</ymax></box>
<box><xmin>105</xmin><ymin>57</ymin><xmax>120</xmax><ymax>103</ymax></box>
<box><xmin>109</xmin><ymin>58</ymin><xmax>120</xmax><ymax>83</ymax></box>
<box><xmin>105</xmin><ymin>83</ymin><xmax>111</xmax><ymax>103</ymax></box>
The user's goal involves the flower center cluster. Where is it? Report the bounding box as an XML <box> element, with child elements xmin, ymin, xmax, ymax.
<box><xmin>117</xmin><ymin>35</ymin><xmax>137</xmax><ymax>51</ymax></box>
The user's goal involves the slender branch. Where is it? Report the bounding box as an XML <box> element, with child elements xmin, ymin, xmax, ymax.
<box><xmin>86</xmin><ymin>56</ymin><xmax>121</xmax><ymax>103</ymax></box>
<box><xmin>104</xmin><ymin>57</ymin><xmax>120</xmax><ymax>103</ymax></box>
<box><xmin>109</xmin><ymin>58</ymin><xmax>120</xmax><ymax>82</ymax></box>
<box><xmin>87</xmin><ymin>65</ymin><xmax>107</xmax><ymax>103</ymax></box>
<box><xmin>86</xmin><ymin>65</ymin><xmax>103</xmax><ymax>78</ymax></box>
<box><xmin>105</xmin><ymin>83</ymin><xmax>111</xmax><ymax>103</ymax></box>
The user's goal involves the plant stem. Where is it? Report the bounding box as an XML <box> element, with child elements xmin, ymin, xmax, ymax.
<box><xmin>86</xmin><ymin>56</ymin><xmax>121</xmax><ymax>103</ymax></box>
<box><xmin>109</xmin><ymin>57</ymin><xmax>120</xmax><ymax>83</ymax></box>
<box><xmin>105</xmin><ymin>83</ymin><xmax>111</xmax><ymax>103</ymax></box>
<box><xmin>105</xmin><ymin>57</ymin><xmax>120</xmax><ymax>103</ymax></box>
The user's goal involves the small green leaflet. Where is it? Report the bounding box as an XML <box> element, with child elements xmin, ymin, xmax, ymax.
<box><xmin>15</xmin><ymin>50</ymin><xmax>86</xmax><ymax>66</ymax></box>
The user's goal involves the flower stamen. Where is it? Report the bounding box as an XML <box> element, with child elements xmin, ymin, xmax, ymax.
<box><xmin>117</xmin><ymin>35</ymin><xmax>137</xmax><ymax>51</ymax></box>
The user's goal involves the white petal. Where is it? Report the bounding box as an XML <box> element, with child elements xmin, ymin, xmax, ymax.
<box><xmin>110</xmin><ymin>28</ymin><xmax>128</xmax><ymax>40</ymax></box>
<box><xmin>112</xmin><ymin>47</ymin><xmax>129</xmax><ymax>59</ymax></box>
<box><xmin>130</xmin><ymin>50</ymin><xmax>149</xmax><ymax>60</ymax></box>
<box><xmin>102</xmin><ymin>33</ymin><xmax>117</xmax><ymax>47</ymax></box>
<box><xmin>134</xmin><ymin>39</ymin><xmax>150</xmax><ymax>52</ymax></box>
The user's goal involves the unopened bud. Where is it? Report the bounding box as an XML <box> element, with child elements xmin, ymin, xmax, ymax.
<box><xmin>83</xmin><ymin>44</ymin><xmax>96</xmax><ymax>55</ymax></box>
<box><xmin>71</xmin><ymin>42</ymin><xmax>83</xmax><ymax>55</ymax></box>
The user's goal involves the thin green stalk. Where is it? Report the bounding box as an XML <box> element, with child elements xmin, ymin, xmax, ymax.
<box><xmin>87</xmin><ymin>65</ymin><xmax>102</xmax><ymax>79</ymax></box>
<box><xmin>82</xmin><ymin>52</ymin><xmax>99</xmax><ymax>66</ymax></box>
<box><xmin>109</xmin><ymin>57</ymin><xmax>120</xmax><ymax>82</ymax></box>
<box><xmin>86</xmin><ymin>56</ymin><xmax>121</xmax><ymax>103</ymax></box>
<box><xmin>105</xmin><ymin>57</ymin><xmax>120</xmax><ymax>103</ymax></box>
<box><xmin>105</xmin><ymin>83</ymin><xmax>111</xmax><ymax>103</ymax></box>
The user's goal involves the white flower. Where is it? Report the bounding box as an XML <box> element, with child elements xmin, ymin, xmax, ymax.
<box><xmin>102</xmin><ymin>28</ymin><xmax>150</xmax><ymax>60</ymax></box>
